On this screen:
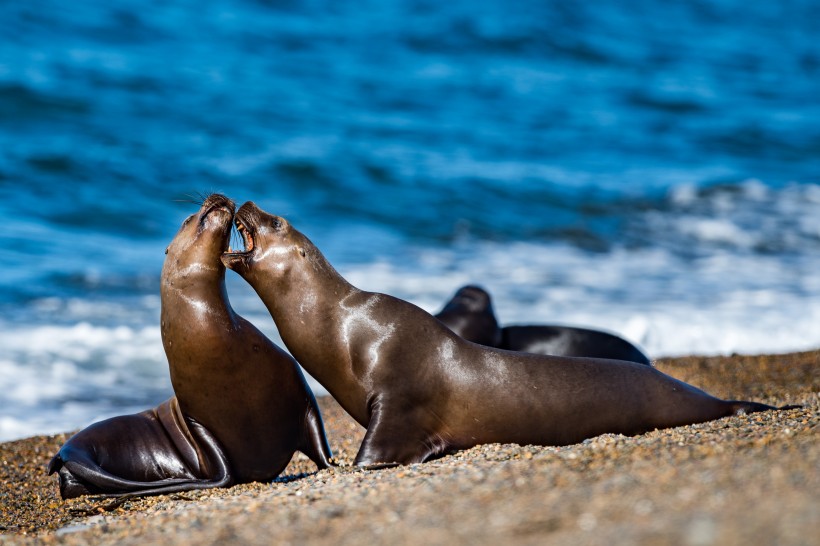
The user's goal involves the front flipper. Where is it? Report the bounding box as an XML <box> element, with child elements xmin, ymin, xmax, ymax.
<box><xmin>353</xmin><ymin>403</ymin><xmax>449</xmax><ymax>467</ymax></box>
<box><xmin>299</xmin><ymin>402</ymin><xmax>335</xmax><ymax>470</ymax></box>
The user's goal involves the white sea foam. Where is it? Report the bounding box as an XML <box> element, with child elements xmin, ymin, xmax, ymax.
<box><xmin>0</xmin><ymin>324</ymin><xmax>169</xmax><ymax>442</ymax></box>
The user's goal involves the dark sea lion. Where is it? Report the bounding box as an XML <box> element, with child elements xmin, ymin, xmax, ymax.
<box><xmin>48</xmin><ymin>194</ymin><xmax>332</xmax><ymax>499</ymax></box>
<box><xmin>434</xmin><ymin>285</ymin><xmax>502</xmax><ymax>348</ymax></box>
<box><xmin>435</xmin><ymin>285</ymin><xmax>651</xmax><ymax>365</ymax></box>
<box><xmin>223</xmin><ymin>202</ymin><xmax>793</xmax><ymax>467</ymax></box>
<box><xmin>47</xmin><ymin>398</ymin><xmax>230</xmax><ymax>499</ymax></box>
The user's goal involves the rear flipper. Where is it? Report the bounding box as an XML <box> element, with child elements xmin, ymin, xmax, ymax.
<box><xmin>47</xmin><ymin>402</ymin><xmax>234</xmax><ymax>501</ymax></box>
<box><xmin>728</xmin><ymin>401</ymin><xmax>802</xmax><ymax>415</ymax></box>
<box><xmin>50</xmin><ymin>452</ymin><xmax>231</xmax><ymax>501</ymax></box>
<box><xmin>51</xmin><ymin>429</ymin><xmax>233</xmax><ymax>515</ymax></box>
<box><xmin>48</xmin><ymin>452</ymin><xmax>169</xmax><ymax>500</ymax></box>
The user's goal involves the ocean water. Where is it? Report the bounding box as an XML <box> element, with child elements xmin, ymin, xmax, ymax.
<box><xmin>1</xmin><ymin>0</ymin><xmax>819</xmax><ymax>441</ymax></box>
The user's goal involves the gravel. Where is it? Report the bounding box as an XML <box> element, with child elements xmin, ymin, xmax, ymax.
<box><xmin>1</xmin><ymin>350</ymin><xmax>817</xmax><ymax>545</ymax></box>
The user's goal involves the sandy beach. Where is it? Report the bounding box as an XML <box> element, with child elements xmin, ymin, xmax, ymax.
<box><xmin>1</xmin><ymin>350</ymin><xmax>817</xmax><ymax>545</ymax></box>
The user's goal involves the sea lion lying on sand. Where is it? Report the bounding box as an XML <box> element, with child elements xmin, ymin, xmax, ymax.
<box><xmin>435</xmin><ymin>285</ymin><xmax>651</xmax><ymax>365</ymax></box>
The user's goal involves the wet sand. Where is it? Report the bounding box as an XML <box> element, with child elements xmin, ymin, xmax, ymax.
<box><xmin>1</xmin><ymin>350</ymin><xmax>817</xmax><ymax>545</ymax></box>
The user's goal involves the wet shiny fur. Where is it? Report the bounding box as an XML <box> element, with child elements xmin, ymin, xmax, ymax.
<box><xmin>223</xmin><ymin>201</ymin><xmax>790</xmax><ymax>467</ymax></box>
<box><xmin>48</xmin><ymin>398</ymin><xmax>230</xmax><ymax>499</ymax></box>
<box><xmin>49</xmin><ymin>195</ymin><xmax>333</xmax><ymax>499</ymax></box>
<box><xmin>161</xmin><ymin>194</ymin><xmax>333</xmax><ymax>483</ymax></box>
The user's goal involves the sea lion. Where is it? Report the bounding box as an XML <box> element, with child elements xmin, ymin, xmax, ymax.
<box><xmin>223</xmin><ymin>201</ymin><xmax>793</xmax><ymax>467</ymax></box>
<box><xmin>435</xmin><ymin>285</ymin><xmax>651</xmax><ymax>365</ymax></box>
<box><xmin>49</xmin><ymin>194</ymin><xmax>333</xmax><ymax>499</ymax></box>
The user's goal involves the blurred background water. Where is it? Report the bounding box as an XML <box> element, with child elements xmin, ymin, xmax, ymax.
<box><xmin>1</xmin><ymin>0</ymin><xmax>819</xmax><ymax>441</ymax></box>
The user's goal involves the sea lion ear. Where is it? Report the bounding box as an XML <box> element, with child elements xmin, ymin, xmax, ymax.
<box><xmin>165</xmin><ymin>247</ymin><xmax>169</xmax><ymax>255</ymax></box>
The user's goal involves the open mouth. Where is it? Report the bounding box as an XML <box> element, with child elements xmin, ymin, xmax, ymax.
<box><xmin>227</xmin><ymin>214</ymin><xmax>255</xmax><ymax>255</ymax></box>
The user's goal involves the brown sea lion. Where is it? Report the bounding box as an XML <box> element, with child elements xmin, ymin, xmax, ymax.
<box><xmin>435</xmin><ymin>285</ymin><xmax>651</xmax><ymax>365</ymax></box>
<box><xmin>47</xmin><ymin>398</ymin><xmax>230</xmax><ymax>499</ymax></box>
<box><xmin>48</xmin><ymin>194</ymin><xmax>332</xmax><ymax>499</ymax></box>
<box><xmin>223</xmin><ymin>201</ymin><xmax>793</xmax><ymax>467</ymax></box>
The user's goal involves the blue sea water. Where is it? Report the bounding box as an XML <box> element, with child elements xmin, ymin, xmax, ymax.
<box><xmin>1</xmin><ymin>0</ymin><xmax>819</xmax><ymax>441</ymax></box>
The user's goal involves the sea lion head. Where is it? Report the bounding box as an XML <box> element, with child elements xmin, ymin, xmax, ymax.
<box><xmin>222</xmin><ymin>201</ymin><xmax>314</xmax><ymax>285</ymax></box>
<box><xmin>435</xmin><ymin>285</ymin><xmax>502</xmax><ymax>347</ymax></box>
<box><xmin>162</xmin><ymin>193</ymin><xmax>235</xmax><ymax>284</ymax></box>
<box><xmin>444</xmin><ymin>285</ymin><xmax>493</xmax><ymax>314</ymax></box>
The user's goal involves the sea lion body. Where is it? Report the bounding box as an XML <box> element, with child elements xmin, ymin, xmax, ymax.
<box><xmin>501</xmin><ymin>325</ymin><xmax>650</xmax><ymax>364</ymax></box>
<box><xmin>47</xmin><ymin>398</ymin><xmax>230</xmax><ymax>499</ymax></box>
<box><xmin>49</xmin><ymin>195</ymin><xmax>332</xmax><ymax>499</ymax></box>
<box><xmin>435</xmin><ymin>285</ymin><xmax>650</xmax><ymax>365</ymax></box>
<box><xmin>223</xmin><ymin>202</ymin><xmax>786</xmax><ymax>467</ymax></box>
<box><xmin>160</xmin><ymin>194</ymin><xmax>332</xmax><ymax>484</ymax></box>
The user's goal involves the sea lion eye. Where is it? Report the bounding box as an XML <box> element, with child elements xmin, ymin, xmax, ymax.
<box><xmin>165</xmin><ymin>247</ymin><xmax>169</xmax><ymax>255</ymax></box>
<box><xmin>299</xmin><ymin>248</ymin><xmax>306</xmax><ymax>257</ymax></box>
<box><xmin>271</xmin><ymin>217</ymin><xmax>282</xmax><ymax>230</ymax></box>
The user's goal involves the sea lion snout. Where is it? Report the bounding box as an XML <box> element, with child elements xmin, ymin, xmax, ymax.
<box><xmin>235</xmin><ymin>201</ymin><xmax>292</xmax><ymax>235</ymax></box>
<box><xmin>201</xmin><ymin>193</ymin><xmax>236</xmax><ymax>216</ymax></box>
<box><xmin>223</xmin><ymin>201</ymin><xmax>295</xmax><ymax>273</ymax></box>
<box><xmin>199</xmin><ymin>194</ymin><xmax>235</xmax><ymax>232</ymax></box>
<box><xmin>222</xmin><ymin>202</ymin><xmax>260</xmax><ymax>270</ymax></box>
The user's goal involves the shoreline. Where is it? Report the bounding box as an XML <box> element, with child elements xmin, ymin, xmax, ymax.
<box><xmin>1</xmin><ymin>350</ymin><xmax>817</xmax><ymax>545</ymax></box>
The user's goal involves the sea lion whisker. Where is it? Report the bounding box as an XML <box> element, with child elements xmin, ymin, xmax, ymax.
<box><xmin>174</xmin><ymin>192</ymin><xmax>209</xmax><ymax>207</ymax></box>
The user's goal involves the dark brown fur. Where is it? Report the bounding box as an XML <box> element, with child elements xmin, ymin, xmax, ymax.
<box><xmin>48</xmin><ymin>195</ymin><xmax>333</xmax><ymax>499</ymax></box>
<box><xmin>223</xmin><ymin>201</ymin><xmax>790</xmax><ymax>466</ymax></box>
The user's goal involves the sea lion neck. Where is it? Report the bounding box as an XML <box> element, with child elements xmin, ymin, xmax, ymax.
<box><xmin>161</xmin><ymin>264</ymin><xmax>236</xmax><ymax>325</ymax></box>
<box><xmin>257</xmin><ymin>259</ymin><xmax>357</xmax><ymax>348</ymax></box>
<box><xmin>248</xmin><ymin>235</ymin><xmax>353</xmax><ymax>320</ymax></box>
<box><xmin>245</xmin><ymin>243</ymin><xmax>369</xmax><ymax>419</ymax></box>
